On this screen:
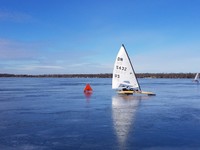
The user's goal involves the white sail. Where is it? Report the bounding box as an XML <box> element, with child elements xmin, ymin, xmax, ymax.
<box><xmin>194</xmin><ymin>73</ymin><xmax>199</xmax><ymax>81</ymax></box>
<box><xmin>112</xmin><ymin>44</ymin><xmax>141</xmax><ymax>91</ymax></box>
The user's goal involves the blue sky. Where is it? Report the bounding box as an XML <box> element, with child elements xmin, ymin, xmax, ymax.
<box><xmin>0</xmin><ymin>0</ymin><xmax>200</xmax><ymax>74</ymax></box>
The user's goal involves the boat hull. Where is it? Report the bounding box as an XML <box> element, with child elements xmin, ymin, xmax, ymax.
<box><xmin>117</xmin><ymin>90</ymin><xmax>156</xmax><ymax>96</ymax></box>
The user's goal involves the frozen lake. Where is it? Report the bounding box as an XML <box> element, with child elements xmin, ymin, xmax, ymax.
<box><xmin>0</xmin><ymin>78</ymin><xmax>200</xmax><ymax>150</ymax></box>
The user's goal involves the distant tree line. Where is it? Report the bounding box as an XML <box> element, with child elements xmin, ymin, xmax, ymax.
<box><xmin>0</xmin><ymin>73</ymin><xmax>196</xmax><ymax>78</ymax></box>
<box><xmin>136</xmin><ymin>73</ymin><xmax>195</xmax><ymax>78</ymax></box>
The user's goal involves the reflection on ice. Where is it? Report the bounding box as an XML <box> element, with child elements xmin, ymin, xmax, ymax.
<box><xmin>84</xmin><ymin>92</ymin><xmax>92</xmax><ymax>102</ymax></box>
<box><xmin>112</xmin><ymin>95</ymin><xmax>145</xmax><ymax>148</ymax></box>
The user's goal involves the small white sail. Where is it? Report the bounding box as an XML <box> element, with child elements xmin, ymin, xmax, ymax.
<box><xmin>112</xmin><ymin>44</ymin><xmax>141</xmax><ymax>91</ymax></box>
<box><xmin>194</xmin><ymin>73</ymin><xmax>199</xmax><ymax>81</ymax></box>
<box><xmin>193</xmin><ymin>73</ymin><xmax>199</xmax><ymax>83</ymax></box>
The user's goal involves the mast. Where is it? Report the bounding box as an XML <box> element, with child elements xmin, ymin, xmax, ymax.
<box><xmin>122</xmin><ymin>44</ymin><xmax>142</xmax><ymax>91</ymax></box>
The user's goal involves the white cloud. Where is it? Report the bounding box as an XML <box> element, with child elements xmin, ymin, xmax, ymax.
<box><xmin>21</xmin><ymin>65</ymin><xmax>64</xmax><ymax>70</ymax></box>
<box><xmin>0</xmin><ymin>39</ymin><xmax>39</xmax><ymax>59</ymax></box>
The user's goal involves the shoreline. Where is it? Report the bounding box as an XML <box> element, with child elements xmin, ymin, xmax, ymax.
<box><xmin>0</xmin><ymin>73</ymin><xmax>196</xmax><ymax>78</ymax></box>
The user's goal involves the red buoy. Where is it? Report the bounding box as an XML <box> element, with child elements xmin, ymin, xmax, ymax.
<box><xmin>84</xmin><ymin>84</ymin><xmax>93</xmax><ymax>93</ymax></box>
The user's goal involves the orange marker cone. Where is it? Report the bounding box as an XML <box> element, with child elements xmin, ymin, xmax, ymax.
<box><xmin>84</xmin><ymin>84</ymin><xmax>93</xmax><ymax>93</ymax></box>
